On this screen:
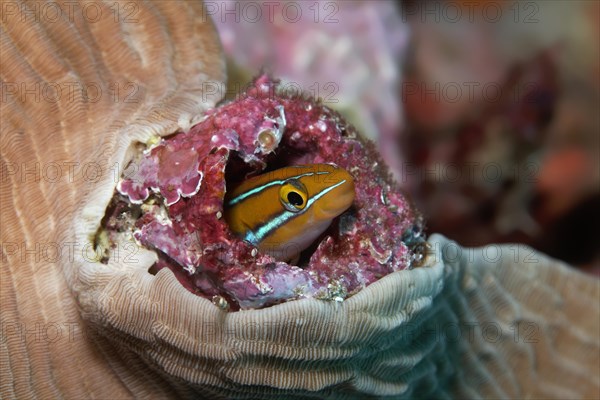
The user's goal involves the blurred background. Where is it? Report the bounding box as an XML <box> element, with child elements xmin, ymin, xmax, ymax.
<box><xmin>208</xmin><ymin>0</ymin><xmax>599</xmax><ymax>274</ymax></box>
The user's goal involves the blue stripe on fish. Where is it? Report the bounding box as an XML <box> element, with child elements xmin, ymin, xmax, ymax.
<box><xmin>226</xmin><ymin>171</ymin><xmax>330</xmax><ymax>207</ymax></box>
<box><xmin>244</xmin><ymin>179</ymin><xmax>348</xmax><ymax>245</ymax></box>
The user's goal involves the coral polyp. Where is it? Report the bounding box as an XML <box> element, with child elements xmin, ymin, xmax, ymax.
<box><xmin>107</xmin><ymin>75</ymin><xmax>424</xmax><ymax>310</ymax></box>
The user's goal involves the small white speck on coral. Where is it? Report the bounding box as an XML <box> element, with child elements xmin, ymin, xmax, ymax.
<box><xmin>316</xmin><ymin>121</ymin><xmax>327</xmax><ymax>132</ymax></box>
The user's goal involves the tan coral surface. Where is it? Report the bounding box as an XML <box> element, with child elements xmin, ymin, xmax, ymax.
<box><xmin>1</xmin><ymin>1</ymin><xmax>224</xmax><ymax>397</ymax></box>
<box><xmin>1</xmin><ymin>1</ymin><xmax>599</xmax><ymax>399</ymax></box>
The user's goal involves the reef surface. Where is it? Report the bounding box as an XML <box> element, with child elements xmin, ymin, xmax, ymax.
<box><xmin>104</xmin><ymin>75</ymin><xmax>424</xmax><ymax>310</ymax></box>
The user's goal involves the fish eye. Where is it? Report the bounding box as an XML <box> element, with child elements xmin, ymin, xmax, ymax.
<box><xmin>287</xmin><ymin>191</ymin><xmax>304</xmax><ymax>206</ymax></box>
<box><xmin>280</xmin><ymin>180</ymin><xmax>308</xmax><ymax>212</ymax></box>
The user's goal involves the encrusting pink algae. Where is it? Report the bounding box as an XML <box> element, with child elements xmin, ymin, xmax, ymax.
<box><xmin>105</xmin><ymin>75</ymin><xmax>425</xmax><ymax>310</ymax></box>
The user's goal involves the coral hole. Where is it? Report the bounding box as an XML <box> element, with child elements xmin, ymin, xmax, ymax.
<box><xmin>223</xmin><ymin>140</ymin><xmax>348</xmax><ymax>267</ymax></box>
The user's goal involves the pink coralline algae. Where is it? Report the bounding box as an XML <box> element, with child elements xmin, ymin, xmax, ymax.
<box><xmin>107</xmin><ymin>75</ymin><xmax>425</xmax><ymax>310</ymax></box>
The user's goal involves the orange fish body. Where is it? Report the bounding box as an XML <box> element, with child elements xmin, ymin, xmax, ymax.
<box><xmin>224</xmin><ymin>164</ymin><xmax>355</xmax><ymax>262</ymax></box>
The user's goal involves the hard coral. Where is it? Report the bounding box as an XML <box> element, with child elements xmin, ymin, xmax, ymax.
<box><xmin>112</xmin><ymin>75</ymin><xmax>424</xmax><ymax>310</ymax></box>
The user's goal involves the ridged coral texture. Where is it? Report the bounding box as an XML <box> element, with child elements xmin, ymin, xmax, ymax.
<box><xmin>1</xmin><ymin>1</ymin><xmax>598</xmax><ymax>399</ymax></box>
<box><xmin>76</xmin><ymin>234</ymin><xmax>600</xmax><ymax>399</ymax></box>
<box><xmin>1</xmin><ymin>1</ymin><xmax>225</xmax><ymax>398</ymax></box>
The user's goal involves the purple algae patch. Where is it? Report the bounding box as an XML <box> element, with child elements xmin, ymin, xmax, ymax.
<box><xmin>106</xmin><ymin>74</ymin><xmax>424</xmax><ymax>310</ymax></box>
